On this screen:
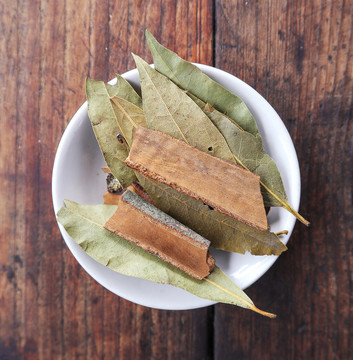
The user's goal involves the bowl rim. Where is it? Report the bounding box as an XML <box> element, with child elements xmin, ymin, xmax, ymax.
<box><xmin>52</xmin><ymin>63</ymin><xmax>300</xmax><ymax>310</ymax></box>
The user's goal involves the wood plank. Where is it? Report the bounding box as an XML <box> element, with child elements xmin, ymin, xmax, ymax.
<box><xmin>214</xmin><ymin>0</ymin><xmax>353</xmax><ymax>359</ymax></box>
<box><xmin>62</xmin><ymin>1</ymin><xmax>91</xmax><ymax>359</ymax></box>
<box><xmin>0</xmin><ymin>0</ymin><xmax>213</xmax><ymax>358</ymax></box>
<box><xmin>37</xmin><ymin>0</ymin><xmax>66</xmax><ymax>358</ymax></box>
<box><xmin>108</xmin><ymin>0</ymin><xmax>214</xmax><ymax>78</ymax></box>
<box><xmin>102</xmin><ymin>299</ymin><xmax>213</xmax><ymax>360</ymax></box>
<box><xmin>15</xmin><ymin>1</ymin><xmax>42</xmax><ymax>359</ymax></box>
<box><xmin>0</xmin><ymin>0</ymin><xmax>18</xmax><ymax>358</ymax></box>
<box><xmin>85</xmin><ymin>2</ymin><xmax>110</xmax><ymax>359</ymax></box>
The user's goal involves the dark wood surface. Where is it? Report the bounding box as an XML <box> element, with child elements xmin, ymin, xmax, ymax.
<box><xmin>0</xmin><ymin>0</ymin><xmax>352</xmax><ymax>359</ymax></box>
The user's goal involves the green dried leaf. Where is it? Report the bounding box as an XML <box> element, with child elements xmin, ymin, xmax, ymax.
<box><xmin>132</xmin><ymin>54</ymin><xmax>235</xmax><ymax>162</ymax></box>
<box><xmin>137</xmin><ymin>175</ymin><xmax>287</xmax><ymax>255</ymax></box>
<box><xmin>57</xmin><ymin>201</ymin><xmax>276</xmax><ymax>318</ymax></box>
<box><xmin>146</xmin><ymin>30</ymin><xmax>259</xmax><ymax>136</ymax></box>
<box><xmin>110</xmin><ymin>96</ymin><xmax>147</xmax><ymax>147</ymax></box>
<box><xmin>86</xmin><ymin>77</ymin><xmax>138</xmax><ymax>187</ymax></box>
<box><xmin>202</xmin><ymin>103</ymin><xmax>287</xmax><ymax>207</ymax></box>
<box><xmin>114</xmin><ymin>74</ymin><xmax>143</xmax><ymax>108</ymax></box>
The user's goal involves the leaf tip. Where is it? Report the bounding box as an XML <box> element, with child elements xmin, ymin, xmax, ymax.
<box><xmin>62</xmin><ymin>199</ymin><xmax>80</xmax><ymax>211</ymax></box>
<box><xmin>145</xmin><ymin>29</ymin><xmax>157</xmax><ymax>45</ymax></box>
<box><xmin>85</xmin><ymin>76</ymin><xmax>92</xmax><ymax>94</ymax></box>
<box><xmin>281</xmin><ymin>201</ymin><xmax>310</xmax><ymax>226</ymax></box>
<box><xmin>131</xmin><ymin>53</ymin><xmax>150</xmax><ymax>71</ymax></box>
<box><xmin>131</xmin><ymin>52</ymin><xmax>141</xmax><ymax>65</ymax></box>
<box><xmin>293</xmin><ymin>209</ymin><xmax>310</xmax><ymax>227</ymax></box>
<box><xmin>115</xmin><ymin>73</ymin><xmax>122</xmax><ymax>82</ymax></box>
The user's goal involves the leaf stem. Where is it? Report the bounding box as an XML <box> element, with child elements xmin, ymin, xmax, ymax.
<box><xmin>249</xmin><ymin>305</ymin><xmax>277</xmax><ymax>319</ymax></box>
<box><xmin>275</xmin><ymin>230</ymin><xmax>289</xmax><ymax>236</ymax></box>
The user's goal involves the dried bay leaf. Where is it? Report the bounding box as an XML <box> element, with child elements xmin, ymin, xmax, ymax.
<box><xmin>114</xmin><ymin>74</ymin><xmax>143</xmax><ymax>108</ymax></box>
<box><xmin>57</xmin><ymin>201</ymin><xmax>276</xmax><ymax>317</ymax></box>
<box><xmin>132</xmin><ymin>54</ymin><xmax>235</xmax><ymax>163</ymax></box>
<box><xmin>86</xmin><ymin>77</ymin><xmax>137</xmax><ymax>187</ymax></box>
<box><xmin>110</xmin><ymin>96</ymin><xmax>146</xmax><ymax>146</ymax></box>
<box><xmin>146</xmin><ymin>30</ymin><xmax>259</xmax><ymax>136</ymax></box>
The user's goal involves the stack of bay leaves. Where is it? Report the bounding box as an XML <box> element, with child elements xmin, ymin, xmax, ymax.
<box><xmin>57</xmin><ymin>30</ymin><xmax>309</xmax><ymax>318</ymax></box>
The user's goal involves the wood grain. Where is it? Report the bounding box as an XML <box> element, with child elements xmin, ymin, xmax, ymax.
<box><xmin>0</xmin><ymin>0</ymin><xmax>18</xmax><ymax>358</ymax></box>
<box><xmin>0</xmin><ymin>0</ymin><xmax>352</xmax><ymax>358</ymax></box>
<box><xmin>214</xmin><ymin>0</ymin><xmax>353</xmax><ymax>359</ymax></box>
<box><xmin>38</xmin><ymin>1</ymin><xmax>66</xmax><ymax>358</ymax></box>
<box><xmin>0</xmin><ymin>0</ymin><xmax>213</xmax><ymax>359</ymax></box>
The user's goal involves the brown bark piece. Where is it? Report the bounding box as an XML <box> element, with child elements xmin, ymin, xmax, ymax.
<box><xmin>103</xmin><ymin>191</ymin><xmax>122</xmax><ymax>205</ymax></box>
<box><xmin>125</xmin><ymin>127</ymin><xmax>268</xmax><ymax>231</ymax></box>
<box><xmin>130</xmin><ymin>182</ymin><xmax>155</xmax><ymax>205</ymax></box>
<box><xmin>104</xmin><ymin>190</ymin><xmax>215</xmax><ymax>280</ymax></box>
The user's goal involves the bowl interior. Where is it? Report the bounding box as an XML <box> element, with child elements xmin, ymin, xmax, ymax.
<box><xmin>52</xmin><ymin>65</ymin><xmax>300</xmax><ymax>310</ymax></box>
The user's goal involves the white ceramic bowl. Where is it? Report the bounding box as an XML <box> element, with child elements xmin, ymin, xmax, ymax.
<box><xmin>52</xmin><ymin>64</ymin><xmax>300</xmax><ymax>310</ymax></box>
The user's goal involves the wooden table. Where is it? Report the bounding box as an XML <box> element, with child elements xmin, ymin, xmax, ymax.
<box><xmin>1</xmin><ymin>0</ymin><xmax>352</xmax><ymax>359</ymax></box>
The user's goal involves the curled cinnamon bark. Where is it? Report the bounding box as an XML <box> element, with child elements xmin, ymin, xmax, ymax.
<box><xmin>104</xmin><ymin>190</ymin><xmax>215</xmax><ymax>280</ymax></box>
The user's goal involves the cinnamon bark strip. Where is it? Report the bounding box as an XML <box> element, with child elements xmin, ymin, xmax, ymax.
<box><xmin>103</xmin><ymin>190</ymin><xmax>122</xmax><ymax>205</ymax></box>
<box><xmin>125</xmin><ymin>127</ymin><xmax>268</xmax><ymax>231</ymax></box>
<box><xmin>131</xmin><ymin>182</ymin><xmax>155</xmax><ymax>205</ymax></box>
<box><xmin>104</xmin><ymin>190</ymin><xmax>215</xmax><ymax>280</ymax></box>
